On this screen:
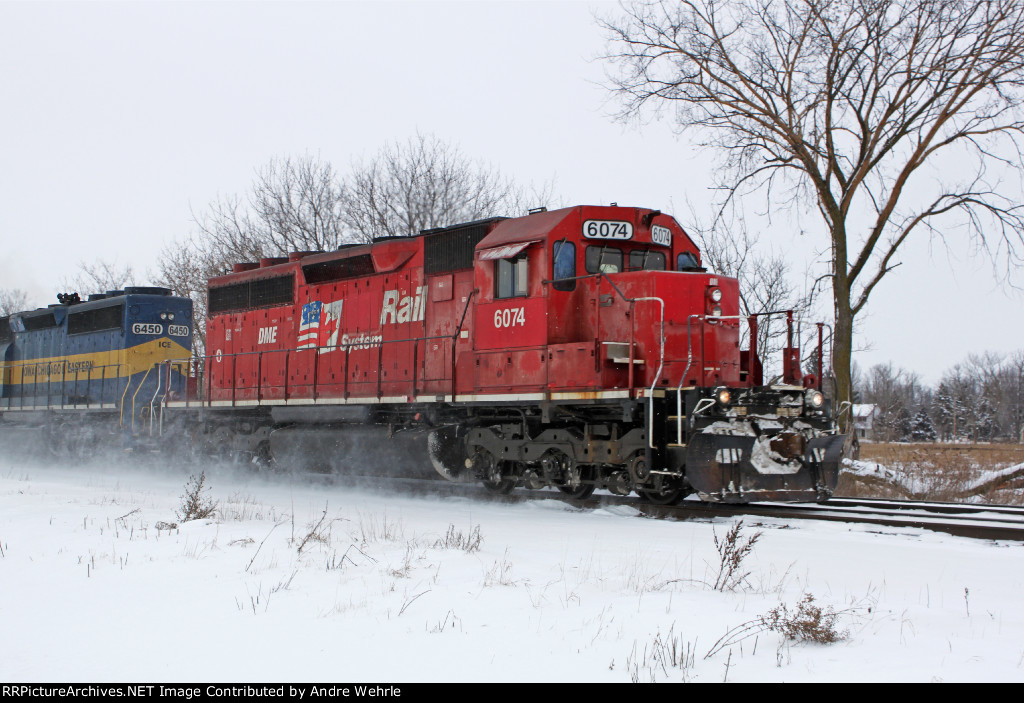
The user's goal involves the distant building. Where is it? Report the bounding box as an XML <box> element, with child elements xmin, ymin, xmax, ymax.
<box><xmin>852</xmin><ymin>404</ymin><xmax>879</xmax><ymax>440</ymax></box>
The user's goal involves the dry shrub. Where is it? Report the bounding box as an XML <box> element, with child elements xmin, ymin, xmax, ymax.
<box><xmin>762</xmin><ymin>593</ymin><xmax>847</xmax><ymax>643</ymax></box>
<box><xmin>705</xmin><ymin>592</ymin><xmax>849</xmax><ymax>659</ymax></box>
<box><xmin>176</xmin><ymin>472</ymin><xmax>217</xmax><ymax>522</ymax></box>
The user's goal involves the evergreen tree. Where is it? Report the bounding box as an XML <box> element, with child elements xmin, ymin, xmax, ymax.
<box><xmin>910</xmin><ymin>409</ymin><xmax>937</xmax><ymax>442</ymax></box>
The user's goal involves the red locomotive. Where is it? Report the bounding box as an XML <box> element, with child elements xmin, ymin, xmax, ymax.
<box><xmin>164</xmin><ymin>204</ymin><xmax>844</xmax><ymax>503</ymax></box>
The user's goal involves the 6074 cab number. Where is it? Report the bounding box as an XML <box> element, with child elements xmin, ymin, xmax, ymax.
<box><xmin>583</xmin><ymin>220</ymin><xmax>634</xmax><ymax>240</ymax></box>
<box><xmin>494</xmin><ymin>307</ymin><xmax>526</xmax><ymax>329</ymax></box>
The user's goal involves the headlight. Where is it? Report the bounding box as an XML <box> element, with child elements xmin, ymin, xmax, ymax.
<box><xmin>805</xmin><ymin>390</ymin><xmax>824</xmax><ymax>408</ymax></box>
<box><xmin>710</xmin><ymin>306</ymin><xmax>722</xmax><ymax>317</ymax></box>
<box><xmin>709</xmin><ymin>287</ymin><xmax>722</xmax><ymax>302</ymax></box>
<box><xmin>714</xmin><ymin>387</ymin><xmax>731</xmax><ymax>406</ymax></box>
<box><xmin>159</xmin><ymin>313</ymin><xmax>167</xmax><ymax>320</ymax></box>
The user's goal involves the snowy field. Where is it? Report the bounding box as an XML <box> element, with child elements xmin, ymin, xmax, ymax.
<box><xmin>1</xmin><ymin>456</ymin><xmax>1022</xmax><ymax>683</ymax></box>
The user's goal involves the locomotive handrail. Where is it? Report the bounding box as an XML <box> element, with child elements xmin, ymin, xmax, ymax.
<box><xmin>559</xmin><ymin>273</ymin><xmax>668</xmax><ymax>445</ymax></box>
<box><xmin>673</xmin><ymin>311</ymin><xmax>836</xmax><ymax>446</ymax></box>
<box><xmin>545</xmin><ymin>270</ymin><xmax>660</xmax><ymax>391</ymax></box>
<box><xmin>675</xmin><ymin>312</ymin><xmax>748</xmax><ymax>445</ymax></box>
<box><xmin>451</xmin><ymin>289</ymin><xmax>476</xmax><ymax>400</ymax></box>
<box><xmin>119</xmin><ymin>366</ymin><xmax>134</xmax><ymax>427</ymax></box>
<box><xmin>149</xmin><ymin>362</ymin><xmax>164</xmax><ymax>434</ymax></box>
<box><xmin>159</xmin><ymin>300</ymin><xmax>477</xmax><ymax>408</ymax></box>
<box><xmin>0</xmin><ymin>357</ymin><xmax>124</xmax><ymax>412</ymax></box>
<box><xmin>541</xmin><ymin>271</ymin><xmax>633</xmax><ymax>302</ymax></box>
<box><xmin>126</xmin><ymin>366</ymin><xmax>154</xmax><ymax>431</ymax></box>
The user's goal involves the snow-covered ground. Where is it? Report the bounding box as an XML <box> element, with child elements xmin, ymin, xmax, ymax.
<box><xmin>1</xmin><ymin>457</ymin><xmax>1022</xmax><ymax>683</ymax></box>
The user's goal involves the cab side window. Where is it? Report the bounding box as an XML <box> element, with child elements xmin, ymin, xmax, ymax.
<box><xmin>496</xmin><ymin>254</ymin><xmax>529</xmax><ymax>298</ymax></box>
<box><xmin>552</xmin><ymin>241</ymin><xmax>576</xmax><ymax>292</ymax></box>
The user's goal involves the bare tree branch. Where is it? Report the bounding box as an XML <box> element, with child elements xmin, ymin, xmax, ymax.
<box><xmin>60</xmin><ymin>259</ymin><xmax>137</xmax><ymax>297</ymax></box>
<box><xmin>0</xmin><ymin>289</ymin><xmax>31</xmax><ymax>316</ymax></box>
<box><xmin>340</xmin><ymin>133</ymin><xmax>555</xmax><ymax>242</ymax></box>
<box><xmin>601</xmin><ymin>0</ymin><xmax>1024</xmax><ymax>425</ymax></box>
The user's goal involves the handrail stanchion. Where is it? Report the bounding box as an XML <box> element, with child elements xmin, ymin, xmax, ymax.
<box><xmin>412</xmin><ymin>338</ymin><xmax>419</xmax><ymax>396</ymax></box>
<box><xmin>313</xmin><ymin>347</ymin><xmax>320</xmax><ymax>401</ymax></box>
<box><xmin>343</xmin><ymin>346</ymin><xmax>350</xmax><ymax>399</ymax></box>
<box><xmin>283</xmin><ymin>350</ymin><xmax>290</xmax><ymax>402</ymax></box>
<box><xmin>257</xmin><ymin>351</ymin><xmax>263</xmax><ymax>402</ymax></box>
<box><xmin>376</xmin><ymin>344</ymin><xmax>383</xmax><ymax>398</ymax></box>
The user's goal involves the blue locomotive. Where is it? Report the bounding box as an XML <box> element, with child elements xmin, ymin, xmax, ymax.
<box><xmin>0</xmin><ymin>287</ymin><xmax>192</xmax><ymax>454</ymax></box>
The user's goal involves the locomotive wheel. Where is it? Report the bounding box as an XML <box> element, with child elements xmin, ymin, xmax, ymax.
<box><xmin>483</xmin><ymin>476</ymin><xmax>516</xmax><ymax>494</ymax></box>
<box><xmin>557</xmin><ymin>465</ymin><xmax>596</xmax><ymax>500</ymax></box>
<box><xmin>252</xmin><ymin>440</ymin><xmax>274</xmax><ymax>470</ymax></box>
<box><xmin>475</xmin><ymin>449</ymin><xmax>515</xmax><ymax>494</ymax></box>
<box><xmin>641</xmin><ymin>476</ymin><xmax>687</xmax><ymax>505</ymax></box>
<box><xmin>428</xmin><ymin>426</ymin><xmax>469</xmax><ymax>482</ymax></box>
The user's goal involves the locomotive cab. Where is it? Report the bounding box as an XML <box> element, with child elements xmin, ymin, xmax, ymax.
<box><xmin>470</xmin><ymin>205</ymin><xmax>741</xmax><ymax>394</ymax></box>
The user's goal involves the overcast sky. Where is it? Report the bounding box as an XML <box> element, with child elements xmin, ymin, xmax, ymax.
<box><xmin>1</xmin><ymin>1</ymin><xmax>1021</xmax><ymax>383</ymax></box>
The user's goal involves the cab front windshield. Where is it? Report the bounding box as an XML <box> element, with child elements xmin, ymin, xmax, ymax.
<box><xmin>584</xmin><ymin>245</ymin><xmax>666</xmax><ymax>274</ymax></box>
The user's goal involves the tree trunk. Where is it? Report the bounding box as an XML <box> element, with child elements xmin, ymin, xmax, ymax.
<box><xmin>832</xmin><ymin>266</ymin><xmax>855</xmax><ymax>436</ymax></box>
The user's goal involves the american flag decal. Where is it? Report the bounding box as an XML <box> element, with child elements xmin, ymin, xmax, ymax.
<box><xmin>298</xmin><ymin>301</ymin><xmax>323</xmax><ymax>348</ymax></box>
<box><xmin>298</xmin><ymin>300</ymin><xmax>343</xmax><ymax>351</ymax></box>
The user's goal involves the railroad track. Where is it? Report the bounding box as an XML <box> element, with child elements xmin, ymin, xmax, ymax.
<box><xmin>321</xmin><ymin>473</ymin><xmax>1024</xmax><ymax>542</ymax></box>
<box><xmin>635</xmin><ymin>496</ymin><xmax>1024</xmax><ymax>542</ymax></box>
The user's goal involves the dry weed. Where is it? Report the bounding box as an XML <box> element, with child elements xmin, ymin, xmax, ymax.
<box><xmin>433</xmin><ymin>524</ymin><xmax>483</xmax><ymax>553</ymax></box>
<box><xmin>711</xmin><ymin>520</ymin><xmax>762</xmax><ymax>591</ymax></box>
<box><xmin>176</xmin><ymin>472</ymin><xmax>217</xmax><ymax>522</ymax></box>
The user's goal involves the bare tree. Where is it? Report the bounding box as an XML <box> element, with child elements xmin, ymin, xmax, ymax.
<box><xmin>60</xmin><ymin>258</ymin><xmax>137</xmax><ymax>297</ymax></box>
<box><xmin>152</xmin><ymin>237</ymin><xmax>212</xmax><ymax>356</ymax></box>
<box><xmin>602</xmin><ymin>0</ymin><xmax>1024</xmax><ymax>428</ymax></box>
<box><xmin>1004</xmin><ymin>351</ymin><xmax>1024</xmax><ymax>442</ymax></box>
<box><xmin>0</xmin><ymin>288</ymin><xmax>30</xmax><ymax>316</ymax></box>
<box><xmin>861</xmin><ymin>362</ymin><xmax>922</xmax><ymax>441</ymax></box>
<box><xmin>340</xmin><ymin>133</ymin><xmax>555</xmax><ymax>241</ymax></box>
<box><xmin>160</xmin><ymin>154</ymin><xmax>350</xmax><ymax>356</ymax></box>
<box><xmin>165</xmin><ymin>141</ymin><xmax>556</xmax><ymax>355</ymax></box>
<box><xmin>192</xmin><ymin>154</ymin><xmax>350</xmax><ymax>262</ymax></box>
<box><xmin>251</xmin><ymin>156</ymin><xmax>349</xmax><ymax>253</ymax></box>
